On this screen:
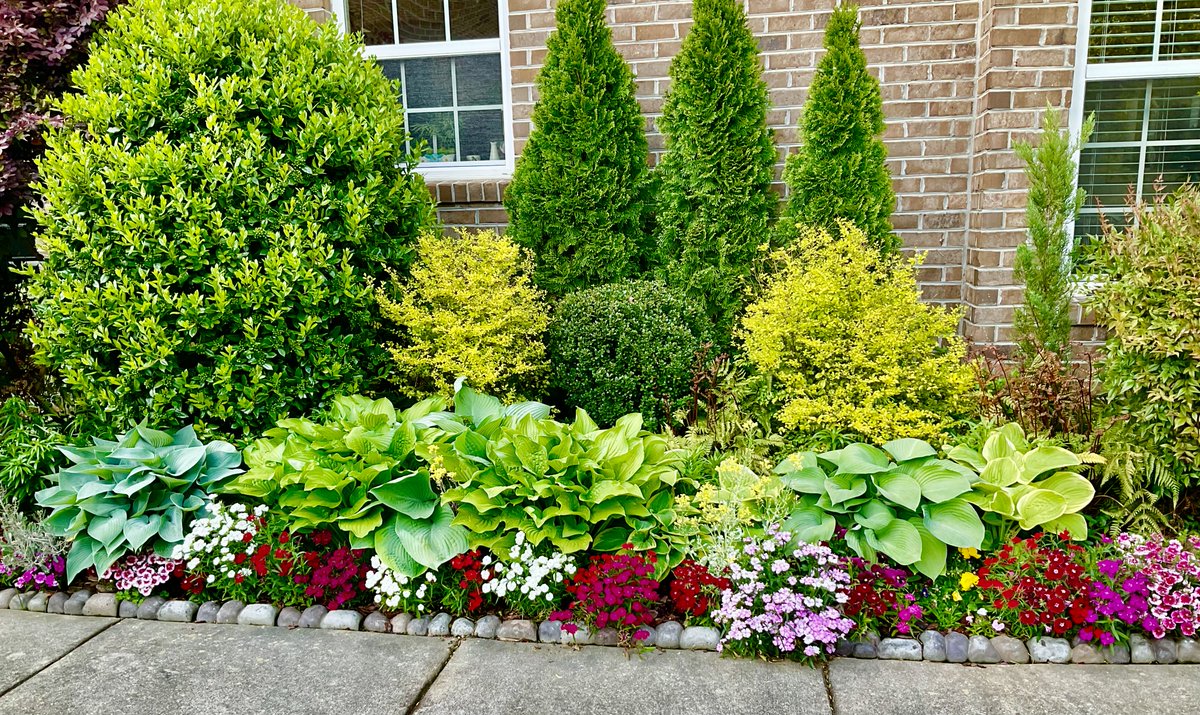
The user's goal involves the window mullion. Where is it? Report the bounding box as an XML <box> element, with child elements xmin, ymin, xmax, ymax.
<box><xmin>1152</xmin><ymin>0</ymin><xmax>1165</xmax><ymax>62</ymax></box>
<box><xmin>1137</xmin><ymin>80</ymin><xmax>1154</xmax><ymax>199</ymax></box>
<box><xmin>391</xmin><ymin>0</ymin><xmax>400</xmax><ymax>46</ymax></box>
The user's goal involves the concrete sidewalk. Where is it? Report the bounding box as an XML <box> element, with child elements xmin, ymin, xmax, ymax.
<box><xmin>0</xmin><ymin>611</ymin><xmax>1196</xmax><ymax>715</ymax></box>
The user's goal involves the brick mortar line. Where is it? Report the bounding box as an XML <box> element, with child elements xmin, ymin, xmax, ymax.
<box><xmin>0</xmin><ymin>617</ymin><xmax>119</xmax><ymax>701</ymax></box>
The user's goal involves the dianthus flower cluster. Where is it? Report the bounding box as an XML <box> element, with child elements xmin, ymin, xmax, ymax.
<box><xmin>842</xmin><ymin>558</ymin><xmax>916</xmax><ymax>635</ymax></box>
<box><xmin>444</xmin><ymin>549</ymin><xmax>489</xmax><ymax>613</ymax></box>
<box><xmin>551</xmin><ymin>545</ymin><xmax>659</xmax><ymax>644</ymax></box>
<box><xmin>102</xmin><ymin>553</ymin><xmax>183</xmax><ymax>597</ymax></box>
<box><xmin>1115</xmin><ymin>533</ymin><xmax>1200</xmax><ymax>639</ymax></box>
<box><xmin>667</xmin><ymin>559</ymin><xmax>729</xmax><ymax>621</ymax></box>
<box><xmin>480</xmin><ymin>531</ymin><xmax>576</xmax><ymax>619</ymax></box>
<box><xmin>0</xmin><ymin>554</ymin><xmax>65</xmax><ymax>591</ymax></box>
<box><xmin>297</xmin><ymin>545</ymin><xmax>369</xmax><ymax>610</ymax></box>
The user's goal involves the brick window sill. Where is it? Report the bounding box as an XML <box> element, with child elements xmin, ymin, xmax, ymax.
<box><xmin>427</xmin><ymin>179</ymin><xmax>509</xmax><ymax>205</ymax></box>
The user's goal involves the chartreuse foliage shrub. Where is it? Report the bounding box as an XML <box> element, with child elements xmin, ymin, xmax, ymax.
<box><xmin>34</xmin><ymin>423</ymin><xmax>243</xmax><ymax>582</ymax></box>
<box><xmin>778</xmin><ymin>5</ymin><xmax>896</xmax><ymax>253</ymax></box>
<box><xmin>948</xmin><ymin>422</ymin><xmax>1097</xmax><ymax>544</ymax></box>
<box><xmin>654</xmin><ymin>0</ymin><xmax>777</xmax><ymax>340</ymax></box>
<box><xmin>777</xmin><ymin>439</ymin><xmax>984</xmax><ymax>579</ymax></box>
<box><xmin>1087</xmin><ymin>187</ymin><xmax>1200</xmax><ymax>489</ymax></box>
<box><xmin>503</xmin><ymin>0</ymin><xmax>651</xmax><ymax>294</ymax></box>
<box><xmin>25</xmin><ymin>0</ymin><xmax>434</xmax><ymax>438</ymax></box>
<box><xmin>547</xmin><ymin>280</ymin><xmax>709</xmax><ymax>429</ymax></box>
<box><xmin>377</xmin><ymin>229</ymin><xmax>550</xmax><ymax>401</ymax></box>
<box><xmin>441</xmin><ymin>408</ymin><xmax>691</xmax><ymax>579</ymax></box>
<box><xmin>741</xmin><ymin>223</ymin><xmax>973</xmax><ymax>444</ymax></box>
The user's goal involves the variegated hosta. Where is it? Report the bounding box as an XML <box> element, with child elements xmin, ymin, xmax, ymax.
<box><xmin>948</xmin><ymin>422</ymin><xmax>1099</xmax><ymax>543</ymax></box>
<box><xmin>777</xmin><ymin>438</ymin><xmax>985</xmax><ymax>579</ymax></box>
<box><xmin>35</xmin><ymin>423</ymin><xmax>243</xmax><ymax>582</ymax></box>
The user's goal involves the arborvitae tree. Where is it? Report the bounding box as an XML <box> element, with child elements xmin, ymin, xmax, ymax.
<box><xmin>1012</xmin><ymin>106</ymin><xmax>1094</xmax><ymax>359</ymax></box>
<box><xmin>778</xmin><ymin>4</ymin><xmax>897</xmax><ymax>254</ymax></box>
<box><xmin>503</xmin><ymin>0</ymin><xmax>651</xmax><ymax>295</ymax></box>
<box><xmin>654</xmin><ymin>0</ymin><xmax>777</xmax><ymax>342</ymax></box>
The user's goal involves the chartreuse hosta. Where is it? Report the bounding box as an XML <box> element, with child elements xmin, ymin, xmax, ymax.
<box><xmin>36</xmin><ymin>423</ymin><xmax>243</xmax><ymax>582</ymax></box>
<box><xmin>777</xmin><ymin>439</ymin><xmax>984</xmax><ymax>579</ymax></box>
<box><xmin>947</xmin><ymin>422</ymin><xmax>1099</xmax><ymax>545</ymax></box>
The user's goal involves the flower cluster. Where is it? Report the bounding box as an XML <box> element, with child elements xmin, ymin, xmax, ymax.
<box><xmin>0</xmin><ymin>555</ymin><xmax>64</xmax><ymax>591</ymax></box>
<box><xmin>1115</xmin><ymin>533</ymin><xmax>1200</xmax><ymax>638</ymax></box>
<box><xmin>102</xmin><ymin>553</ymin><xmax>183</xmax><ymax>597</ymax></box>
<box><xmin>444</xmin><ymin>550</ymin><xmax>490</xmax><ymax>613</ymax></box>
<box><xmin>713</xmin><ymin>527</ymin><xmax>854</xmax><ymax>664</ymax></box>
<box><xmin>551</xmin><ymin>545</ymin><xmax>659</xmax><ymax>644</ymax></box>
<box><xmin>480</xmin><ymin>532</ymin><xmax>576</xmax><ymax>620</ymax></box>
<box><xmin>297</xmin><ymin>545</ymin><xmax>369</xmax><ymax>610</ymax></box>
<box><xmin>667</xmin><ymin>559</ymin><xmax>729</xmax><ymax>623</ymax></box>
<box><xmin>365</xmin><ymin>557</ymin><xmax>439</xmax><ymax>614</ymax></box>
<box><xmin>842</xmin><ymin>558</ymin><xmax>915</xmax><ymax>635</ymax></box>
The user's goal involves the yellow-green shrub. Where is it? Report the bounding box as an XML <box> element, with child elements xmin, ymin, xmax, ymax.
<box><xmin>740</xmin><ymin>222</ymin><xmax>973</xmax><ymax>443</ymax></box>
<box><xmin>377</xmin><ymin>229</ymin><xmax>550</xmax><ymax>400</ymax></box>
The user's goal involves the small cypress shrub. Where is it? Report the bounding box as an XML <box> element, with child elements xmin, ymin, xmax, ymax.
<box><xmin>778</xmin><ymin>5</ymin><xmax>897</xmax><ymax>254</ymax></box>
<box><xmin>654</xmin><ymin>0</ymin><xmax>777</xmax><ymax>342</ymax></box>
<box><xmin>548</xmin><ymin>280</ymin><xmax>709</xmax><ymax>428</ymax></box>
<box><xmin>25</xmin><ymin>0</ymin><xmax>434</xmax><ymax>438</ymax></box>
<box><xmin>503</xmin><ymin>0</ymin><xmax>651</xmax><ymax>295</ymax></box>
<box><xmin>377</xmin><ymin>229</ymin><xmax>551</xmax><ymax>401</ymax></box>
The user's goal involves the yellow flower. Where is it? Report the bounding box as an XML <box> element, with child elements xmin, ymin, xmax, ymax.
<box><xmin>958</xmin><ymin>547</ymin><xmax>980</xmax><ymax>560</ymax></box>
<box><xmin>959</xmin><ymin>572</ymin><xmax>979</xmax><ymax>591</ymax></box>
<box><xmin>951</xmin><ymin>591</ymin><xmax>962</xmax><ymax>602</ymax></box>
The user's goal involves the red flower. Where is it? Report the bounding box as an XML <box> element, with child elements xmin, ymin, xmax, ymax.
<box><xmin>279</xmin><ymin>531</ymin><xmax>291</xmax><ymax>544</ymax></box>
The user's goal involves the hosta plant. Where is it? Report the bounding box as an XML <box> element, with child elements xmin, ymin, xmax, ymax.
<box><xmin>35</xmin><ymin>423</ymin><xmax>242</xmax><ymax>581</ymax></box>
<box><xmin>947</xmin><ymin>422</ymin><xmax>1098</xmax><ymax>544</ymax></box>
<box><xmin>777</xmin><ymin>439</ymin><xmax>985</xmax><ymax>578</ymax></box>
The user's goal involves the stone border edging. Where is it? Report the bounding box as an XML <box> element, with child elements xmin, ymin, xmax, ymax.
<box><xmin>2</xmin><ymin>586</ymin><xmax>1195</xmax><ymax>663</ymax></box>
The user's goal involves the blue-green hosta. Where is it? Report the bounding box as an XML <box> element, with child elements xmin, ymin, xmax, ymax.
<box><xmin>35</xmin><ymin>424</ymin><xmax>243</xmax><ymax>581</ymax></box>
<box><xmin>947</xmin><ymin>422</ymin><xmax>1099</xmax><ymax>543</ymax></box>
<box><xmin>777</xmin><ymin>439</ymin><xmax>984</xmax><ymax>579</ymax></box>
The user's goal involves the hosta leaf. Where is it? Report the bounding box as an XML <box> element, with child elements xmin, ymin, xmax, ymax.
<box><xmin>1042</xmin><ymin>513</ymin><xmax>1088</xmax><ymax>540</ymax></box>
<box><xmin>775</xmin><ymin>452</ymin><xmax>827</xmax><ymax>494</ymax></box>
<box><xmin>370</xmin><ymin>472</ymin><xmax>438</xmax><ymax>519</ymax></box>
<box><xmin>946</xmin><ymin>444</ymin><xmax>986</xmax><ymax>471</ymax></box>
<box><xmin>341</xmin><ymin>509</ymin><xmax>384</xmax><ymax>539</ymax></box>
<box><xmin>593</xmin><ymin>526</ymin><xmax>632</xmax><ymax>552</ymax></box>
<box><xmin>375</xmin><ymin>518</ymin><xmax>422</xmax><ymax>577</ymax></box>
<box><xmin>882</xmin><ymin>438</ymin><xmax>937</xmax><ymax>463</ymax></box>
<box><xmin>124</xmin><ymin>515</ymin><xmax>163</xmax><ymax>551</ymax></box>
<box><xmin>978</xmin><ymin>456</ymin><xmax>1021</xmax><ymax>487</ymax></box>
<box><xmin>826</xmin><ymin>443</ymin><xmax>892</xmax><ymax>475</ymax></box>
<box><xmin>910</xmin><ymin>520</ymin><xmax>948</xmax><ymax>580</ymax></box>
<box><xmin>513</xmin><ymin>435</ymin><xmax>549</xmax><ymax>477</ymax></box>
<box><xmin>909</xmin><ymin>463</ymin><xmax>972</xmax><ymax>503</ymax></box>
<box><xmin>163</xmin><ymin>445</ymin><xmax>206</xmax><ymax>476</ymax></box>
<box><xmin>871</xmin><ymin>518</ymin><xmax>923</xmax><ymax>565</ymax></box>
<box><xmin>66</xmin><ymin>537</ymin><xmax>99</xmax><ymax>582</ymax></box>
<box><xmin>922</xmin><ymin>498</ymin><xmax>984</xmax><ymax>548</ymax></box>
<box><xmin>783</xmin><ymin>506</ymin><xmax>836</xmax><ymax>543</ymax></box>
<box><xmin>1020</xmin><ymin>446</ymin><xmax>1080</xmax><ymax>481</ymax></box>
<box><xmin>88</xmin><ymin>511</ymin><xmax>127</xmax><ymax>549</ymax></box>
<box><xmin>825</xmin><ymin>473</ymin><xmax>867</xmax><ymax>504</ymax></box>
<box><xmin>853</xmin><ymin>499</ymin><xmax>895</xmax><ymax>530</ymax></box>
<box><xmin>873</xmin><ymin>471</ymin><xmax>922</xmax><ymax>511</ymax></box>
<box><xmin>454</xmin><ymin>385</ymin><xmax>503</xmax><ymax>425</ymax></box>
<box><xmin>1016</xmin><ymin>489</ymin><xmax>1067</xmax><ymax>530</ymax></box>
<box><xmin>1037</xmin><ymin>472</ymin><xmax>1095</xmax><ymax>513</ymax></box>
<box><xmin>394</xmin><ymin>505</ymin><xmax>470</xmax><ymax>570</ymax></box>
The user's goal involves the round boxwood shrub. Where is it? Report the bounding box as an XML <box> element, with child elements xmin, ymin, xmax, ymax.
<box><xmin>547</xmin><ymin>280</ymin><xmax>709</xmax><ymax>428</ymax></box>
<box><xmin>25</xmin><ymin>0</ymin><xmax>434</xmax><ymax>437</ymax></box>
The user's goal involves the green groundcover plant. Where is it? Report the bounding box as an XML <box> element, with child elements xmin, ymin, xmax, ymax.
<box><xmin>25</xmin><ymin>0</ymin><xmax>433</xmax><ymax>438</ymax></box>
<box><xmin>0</xmin><ymin>396</ymin><xmax>66</xmax><ymax>510</ymax></box>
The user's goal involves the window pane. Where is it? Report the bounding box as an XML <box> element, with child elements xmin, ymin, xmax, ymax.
<box><xmin>1143</xmin><ymin>144</ymin><xmax>1200</xmax><ymax>197</ymax></box>
<box><xmin>410</xmin><ymin>111</ymin><xmax>457</xmax><ymax>161</ymax></box>
<box><xmin>449</xmin><ymin>0</ymin><xmax>499</xmax><ymax>39</ymax></box>
<box><xmin>458</xmin><ymin>109</ymin><xmax>504</xmax><ymax>161</ymax></box>
<box><xmin>455</xmin><ymin>54</ymin><xmax>503</xmax><ymax>106</ymax></box>
<box><xmin>1089</xmin><ymin>0</ymin><xmax>1157</xmax><ymax>62</ymax></box>
<box><xmin>1148</xmin><ymin>77</ymin><xmax>1200</xmax><ymax>142</ymax></box>
<box><xmin>347</xmin><ymin>0</ymin><xmax>395</xmax><ymax>46</ymax></box>
<box><xmin>404</xmin><ymin>57</ymin><xmax>453</xmax><ymax>109</ymax></box>
<box><xmin>1084</xmin><ymin>80</ymin><xmax>1147</xmax><ymax>144</ymax></box>
<box><xmin>396</xmin><ymin>0</ymin><xmax>446</xmax><ymax>43</ymax></box>
<box><xmin>1078</xmin><ymin>145</ymin><xmax>1141</xmax><ymax>209</ymax></box>
<box><xmin>1163</xmin><ymin>0</ymin><xmax>1200</xmax><ymax>60</ymax></box>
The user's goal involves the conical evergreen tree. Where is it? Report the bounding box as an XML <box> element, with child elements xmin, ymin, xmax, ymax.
<box><xmin>654</xmin><ymin>0</ymin><xmax>777</xmax><ymax>341</ymax></box>
<box><xmin>503</xmin><ymin>0</ymin><xmax>651</xmax><ymax>295</ymax></box>
<box><xmin>778</xmin><ymin>4</ymin><xmax>897</xmax><ymax>254</ymax></box>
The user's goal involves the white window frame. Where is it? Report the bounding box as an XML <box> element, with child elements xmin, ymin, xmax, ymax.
<box><xmin>332</xmin><ymin>0</ymin><xmax>516</xmax><ymax>180</ymax></box>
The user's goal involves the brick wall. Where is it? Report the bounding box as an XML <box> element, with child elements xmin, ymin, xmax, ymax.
<box><xmin>292</xmin><ymin>0</ymin><xmax>1086</xmax><ymax>347</ymax></box>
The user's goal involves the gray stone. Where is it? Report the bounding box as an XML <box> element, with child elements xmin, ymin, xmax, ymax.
<box><xmin>276</xmin><ymin>606</ymin><xmax>302</xmax><ymax>628</ymax></box>
<box><xmin>835</xmin><ymin>638</ymin><xmax>855</xmax><ymax>657</ymax></box>
<box><xmin>991</xmin><ymin>635</ymin><xmax>1030</xmax><ymax>664</ymax></box>
<box><xmin>83</xmin><ymin>593</ymin><xmax>119</xmax><ymax>618</ymax></box>
<box><xmin>538</xmin><ymin>619</ymin><xmax>562</xmax><ymax>643</ymax></box>
<box><xmin>919</xmin><ymin>631</ymin><xmax>946</xmax><ymax>662</ymax></box>
<box><xmin>1103</xmin><ymin>644</ymin><xmax>1131</xmax><ymax>664</ymax></box>
<box><xmin>392</xmin><ymin>613</ymin><xmax>414</xmax><ymax>635</ymax></box>
<box><xmin>321</xmin><ymin>609</ymin><xmax>362</xmax><ymax>631</ymax></box>
<box><xmin>1178</xmin><ymin>638</ymin><xmax>1200</xmax><ymax>663</ymax></box>
<box><xmin>656</xmin><ymin>621</ymin><xmax>682</xmax><ymax>649</ymax></box>
<box><xmin>474</xmin><ymin>614</ymin><xmax>500</xmax><ymax>639</ymax></box>
<box><xmin>1131</xmin><ymin>634</ymin><xmax>1154</xmax><ymax>664</ymax></box>
<box><xmin>945</xmin><ymin>632</ymin><xmax>969</xmax><ymax>663</ymax></box>
<box><xmin>64</xmin><ymin>590</ymin><xmax>90</xmax><ymax>616</ymax></box>
<box><xmin>496</xmin><ymin>619</ymin><xmax>536</xmax><ymax>642</ymax></box>
<box><xmin>1151</xmin><ymin>638</ymin><xmax>1178</xmax><ymax>664</ymax></box>
<box><xmin>216</xmin><ymin>600</ymin><xmax>245</xmax><ymax>625</ymax></box>
<box><xmin>238</xmin><ymin>603</ymin><xmax>278</xmax><ymax>627</ymax></box>
<box><xmin>593</xmin><ymin>628</ymin><xmax>619</xmax><ymax>647</ymax></box>
<box><xmin>561</xmin><ymin>624</ymin><xmax>593</xmax><ymax>645</ymax></box>
<box><xmin>852</xmin><ymin>631</ymin><xmax>880</xmax><ymax>659</ymax></box>
<box><xmin>635</xmin><ymin>624</ymin><xmax>657</xmax><ymax>647</ymax></box>
<box><xmin>47</xmin><ymin>592</ymin><xmax>69</xmax><ymax>615</ymax></box>
<box><xmin>1029</xmin><ymin>636</ymin><xmax>1071</xmax><ymax>664</ymax></box>
<box><xmin>25</xmin><ymin>592</ymin><xmax>49</xmax><ymax>613</ymax></box>
<box><xmin>1071</xmin><ymin>643</ymin><xmax>1105</xmax><ymax>664</ymax></box>
<box><xmin>0</xmin><ymin>610</ymin><xmax>116</xmax><ymax>694</ymax></box>
<box><xmin>8</xmin><ymin>592</ymin><xmax>27</xmax><ymax>610</ymax></box>
<box><xmin>679</xmin><ymin>626</ymin><xmax>721</xmax><ymax>651</ymax></box>
<box><xmin>0</xmin><ymin>587</ymin><xmax>17</xmax><ymax>608</ymax></box>
<box><xmin>968</xmin><ymin>635</ymin><xmax>1000</xmax><ymax>664</ymax></box>
<box><xmin>195</xmin><ymin>601</ymin><xmax>220</xmax><ymax>623</ymax></box>
<box><xmin>427</xmin><ymin>612</ymin><xmax>452</xmax><ymax>637</ymax></box>
<box><xmin>365</xmin><ymin>611</ymin><xmax>391</xmax><ymax>633</ymax></box>
<box><xmin>118</xmin><ymin>600</ymin><xmax>138</xmax><ymax>618</ymax></box>
<box><xmin>136</xmin><ymin>596</ymin><xmax>166</xmax><ymax>620</ymax></box>
<box><xmin>407</xmin><ymin>617</ymin><xmax>430</xmax><ymax>636</ymax></box>
<box><xmin>877</xmin><ymin>637</ymin><xmax>922</xmax><ymax>661</ymax></box>
<box><xmin>158</xmin><ymin>600</ymin><xmax>199</xmax><ymax>623</ymax></box>
<box><xmin>298</xmin><ymin>605</ymin><xmax>328</xmax><ymax>629</ymax></box>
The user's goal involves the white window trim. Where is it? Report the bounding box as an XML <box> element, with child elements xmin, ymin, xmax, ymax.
<box><xmin>331</xmin><ymin>0</ymin><xmax>516</xmax><ymax>181</ymax></box>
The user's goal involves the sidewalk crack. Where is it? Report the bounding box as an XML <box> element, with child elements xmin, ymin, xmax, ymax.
<box><xmin>821</xmin><ymin>662</ymin><xmax>838</xmax><ymax>715</ymax></box>
<box><xmin>404</xmin><ymin>638</ymin><xmax>461</xmax><ymax>715</ymax></box>
<box><xmin>0</xmin><ymin>616</ymin><xmax>120</xmax><ymax>700</ymax></box>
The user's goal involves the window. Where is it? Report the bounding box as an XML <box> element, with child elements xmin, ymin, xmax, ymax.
<box><xmin>1071</xmin><ymin>0</ymin><xmax>1200</xmax><ymax>242</ymax></box>
<box><xmin>336</xmin><ymin>0</ymin><xmax>512</xmax><ymax>177</ymax></box>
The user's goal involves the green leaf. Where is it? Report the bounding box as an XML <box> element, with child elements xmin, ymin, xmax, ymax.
<box><xmin>593</xmin><ymin>526</ymin><xmax>632</xmax><ymax>552</ymax></box>
<box><xmin>1020</xmin><ymin>446</ymin><xmax>1081</xmax><ymax>481</ymax></box>
<box><xmin>922</xmin><ymin>498</ymin><xmax>984</xmax><ymax>548</ymax></box>
<box><xmin>783</xmin><ymin>506</ymin><xmax>836</xmax><ymax>543</ymax></box>
<box><xmin>882</xmin><ymin>438</ymin><xmax>937</xmax><ymax>463</ymax></box>
<box><xmin>1015</xmin><ymin>489</ymin><xmax>1067</xmax><ymax>530</ymax></box>
<box><xmin>1042</xmin><ymin>513</ymin><xmax>1088</xmax><ymax>540</ymax></box>
<box><xmin>66</xmin><ymin>537</ymin><xmax>99</xmax><ymax>583</ymax></box>
<box><xmin>513</xmin><ymin>435</ymin><xmax>549</xmax><ymax>477</ymax></box>
<box><xmin>775</xmin><ymin>452</ymin><xmax>827</xmax><ymax>494</ymax></box>
<box><xmin>827</xmin><ymin>443</ymin><xmax>892</xmax><ymax>474</ymax></box>
<box><xmin>88</xmin><ymin>511</ymin><xmax>127</xmax><ymax>549</ymax></box>
<box><xmin>394</xmin><ymin>504</ymin><xmax>469</xmax><ymax>570</ymax></box>
<box><xmin>163</xmin><ymin>445</ymin><xmax>207</xmax><ymax>476</ymax></box>
<box><xmin>454</xmin><ymin>385</ymin><xmax>503</xmax><ymax>425</ymax></box>
<box><xmin>873</xmin><ymin>471</ymin><xmax>921</xmax><ymax>511</ymax></box>
<box><xmin>375</xmin><ymin>518</ymin><xmax>422</xmax><ymax>577</ymax></box>
<box><xmin>853</xmin><ymin>499</ymin><xmax>895</xmax><ymax>530</ymax></box>
<box><xmin>341</xmin><ymin>509</ymin><xmax>384</xmax><ymax>539</ymax></box>
<box><xmin>909</xmin><ymin>463</ymin><xmax>972</xmax><ymax>503</ymax></box>
<box><xmin>370</xmin><ymin>473</ymin><xmax>438</xmax><ymax>519</ymax></box>
<box><xmin>946</xmin><ymin>444</ymin><xmax>986</xmax><ymax>471</ymax></box>
<box><xmin>872</xmin><ymin>518</ymin><xmax>923</xmax><ymax>565</ymax></box>
<box><xmin>123</xmin><ymin>515</ymin><xmax>163</xmax><ymax>551</ymax></box>
<box><xmin>825</xmin><ymin>473</ymin><xmax>867</xmax><ymax>504</ymax></box>
<box><xmin>910</xmin><ymin>520</ymin><xmax>947</xmax><ymax>579</ymax></box>
<box><xmin>1037</xmin><ymin>472</ymin><xmax>1095</xmax><ymax>513</ymax></box>
<box><xmin>978</xmin><ymin>456</ymin><xmax>1021</xmax><ymax>487</ymax></box>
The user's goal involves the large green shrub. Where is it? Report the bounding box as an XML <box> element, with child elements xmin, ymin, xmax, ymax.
<box><xmin>653</xmin><ymin>0</ymin><xmax>777</xmax><ymax>341</ymax></box>
<box><xmin>777</xmin><ymin>5</ymin><xmax>896</xmax><ymax>254</ymax></box>
<box><xmin>24</xmin><ymin>0</ymin><xmax>434</xmax><ymax>438</ymax></box>
<box><xmin>0</xmin><ymin>397</ymin><xmax>67</xmax><ymax>511</ymax></box>
<box><xmin>1087</xmin><ymin>188</ymin><xmax>1200</xmax><ymax>489</ymax></box>
<box><xmin>741</xmin><ymin>222</ymin><xmax>974</xmax><ymax>444</ymax></box>
<box><xmin>503</xmin><ymin>0</ymin><xmax>651</xmax><ymax>295</ymax></box>
<box><xmin>547</xmin><ymin>280</ymin><xmax>709</xmax><ymax>429</ymax></box>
